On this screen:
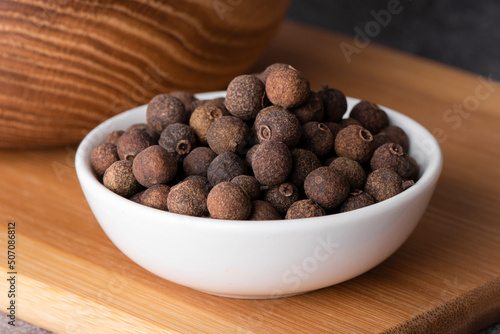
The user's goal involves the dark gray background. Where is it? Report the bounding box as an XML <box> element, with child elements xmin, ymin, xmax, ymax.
<box><xmin>286</xmin><ymin>0</ymin><xmax>499</xmax><ymax>80</ymax></box>
<box><xmin>286</xmin><ymin>1</ymin><xmax>500</xmax><ymax>333</ymax></box>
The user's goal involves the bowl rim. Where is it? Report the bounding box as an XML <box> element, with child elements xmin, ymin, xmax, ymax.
<box><xmin>75</xmin><ymin>91</ymin><xmax>443</xmax><ymax>229</ymax></box>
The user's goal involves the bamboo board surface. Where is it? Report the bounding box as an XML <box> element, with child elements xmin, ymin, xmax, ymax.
<box><xmin>1</xmin><ymin>21</ymin><xmax>500</xmax><ymax>333</ymax></box>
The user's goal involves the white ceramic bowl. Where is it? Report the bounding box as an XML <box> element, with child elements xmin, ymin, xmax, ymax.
<box><xmin>75</xmin><ymin>92</ymin><xmax>442</xmax><ymax>299</ymax></box>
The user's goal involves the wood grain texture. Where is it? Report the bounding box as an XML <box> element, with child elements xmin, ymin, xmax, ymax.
<box><xmin>1</xmin><ymin>21</ymin><xmax>500</xmax><ymax>333</ymax></box>
<box><xmin>0</xmin><ymin>0</ymin><xmax>290</xmax><ymax>148</ymax></box>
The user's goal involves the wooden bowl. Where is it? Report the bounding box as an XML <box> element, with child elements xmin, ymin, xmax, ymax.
<box><xmin>0</xmin><ymin>0</ymin><xmax>290</xmax><ymax>148</ymax></box>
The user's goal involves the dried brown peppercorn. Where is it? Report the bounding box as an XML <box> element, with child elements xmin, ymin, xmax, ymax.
<box><xmin>146</xmin><ymin>94</ymin><xmax>188</xmax><ymax>134</ymax></box>
<box><xmin>248</xmin><ymin>200</ymin><xmax>281</xmax><ymax>220</ymax></box>
<box><xmin>304</xmin><ymin>166</ymin><xmax>349</xmax><ymax>210</ymax></box>
<box><xmin>231</xmin><ymin>175</ymin><xmax>261</xmax><ymax>201</ymax></box>
<box><xmin>159</xmin><ymin>123</ymin><xmax>197</xmax><ymax>161</ymax></box>
<box><xmin>264</xmin><ymin>182</ymin><xmax>300</xmax><ymax>216</ymax></box>
<box><xmin>407</xmin><ymin>156</ymin><xmax>420</xmax><ymax>181</ymax></box>
<box><xmin>324</xmin><ymin>122</ymin><xmax>342</xmax><ymax>141</ymax></box>
<box><xmin>206</xmin><ymin>116</ymin><xmax>249</xmax><ymax>155</ymax></box>
<box><xmin>182</xmin><ymin>147</ymin><xmax>217</xmax><ymax>177</ymax></box>
<box><xmin>184</xmin><ymin>175</ymin><xmax>212</xmax><ymax>195</ymax></box>
<box><xmin>141</xmin><ymin>184</ymin><xmax>171</xmax><ymax>211</ymax></box>
<box><xmin>338</xmin><ymin>190</ymin><xmax>375</xmax><ymax>213</ymax></box>
<box><xmin>339</xmin><ymin>118</ymin><xmax>362</xmax><ymax>128</ymax></box>
<box><xmin>207</xmin><ymin>182</ymin><xmax>252</xmax><ymax>220</ymax></box>
<box><xmin>290</xmin><ymin>148</ymin><xmax>321</xmax><ymax>188</ymax></box>
<box><xmin>90</xmin><ymin>143</ymin><xmax>119</xmax><ymax>178</ymax></box>
<box><xmin>266</xmin><ymin>66</ymin><xmax>310</xmax><ymax>108</ymax></box>
<box><xmin>285</xmin><ymin>199</ymin><xmax>325</xmax><ymax>219</ymax></box>
<box><xmin>189</xmin><ymin>100</ymin><xmax>230</xmax><ymax>145</ymax></box>
<box><xmin>103</xmin><ymin>160</ymin><xmax>140</xmax><ymax>197</ymax></box>
<box><xmin>169</xmin><ymin>91</ymin><xmax>197</xmax><ymax>115</ymax></box>
<box><xmin>225</xmin><ymin>75</ymin><xmax>266</xmax><ymax>120</ymax></box>
<box><xmin>329</xmin><ymin>157</ymin><xmax>366</xmax><ymax>190</ymax></box>
<box><xmin>257</xmin><ymin>63</ymin><xmax>289</xmax><ymax>83</ymax></box>
<box><xmin>300</xmin><ymin>122</ymin><xmax>334</xmax><ymax>156</ymax></box>
<box><xmin>207</xmin><ymin>152</ymin><xmax>247</xmax><ymax>186</ymax></box>
<box><xmin>254</xmin><ymin>106</ymin><xmax>301</xmax><ymax>148</ymax></box>
<box><xmin>116</xmin><ymin>128</ymin><xmax>155</xmax><ymax>161</ymax></box>
<box><xmin>370</xmin><ymin>143</ymin><xmax>412</xmax><ymax>178</ymax></box>
<box><xmin>402</xmin><ymin>179</ymin><xmax>415</xmax><ymax>191</ymax></box>
<box><xmin>291</xmin><ymin>91</ymin><xmax>324</xmax><ymax>124</ymax></box>
<box><xmin>244</xmin><ymin>144</ymin><xmax>259</xmax><ymax>170</ymax></box>
<box><xmin>252</xmin><ymin>140</ymin><xmax>292</xmax><ymax>186</ymax></box>
<box><xmin>129</xmin><ymin>190</ymin><xmax>145</xmax><ymax>204</ymax></box>
<box><xmin>318</xmin><ymin>85</ymin><xmax>347</xmax><ymax>123</ymax></box>
<box><xmin>189</xmin><ymin>99</ymin><xmax>206</xmax><ymax>112</ymax></box>
<box><xmin>127</xmin><ymin>123</ymin><xmax>159</xmax><ymax>142</ymax></box>
<box><xmin>350</xmin><ymin>100</ymin><xmax>389</xmax><ymax>134</ymax></box>
<box><xmin>104</xmin><ymin>130</ymin><xmax>124</xmax><ymax>146</ymax></box>
<box><xmin>167</xmin><ymin>180</ymin><xmax>208</xmax><ymax>217</ymax></box>
<box><xmin>373</xmin><ymin>131</ymin><xmax>396</xmax><ymax>150</ymax></box>
<box><xmin>364</xmin><ymin>168</ymin><xmax>403</xmax><ymax>202</ymax></box>
<box><xmin>132</xmin><ymin>145</ymin><xmax>177</xmax><ymax>188</ymax></box>
<box><xmin>334</xmin><ymin>125</ymin><xmax>375</xmax><ymax>163</ymax></box>
<box><xmin>379</xmin><ymin>126</ymin><xmax>409</xmax><ymax>152</ymax></box>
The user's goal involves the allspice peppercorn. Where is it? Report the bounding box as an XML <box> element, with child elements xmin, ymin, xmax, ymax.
<box><xmin>291</xmin><ymin>91</ymin><xmax>324</xmax><ymax>124</ymax></box>
<box><xmin>407</xmin><ymin>156</ymin><xmax>420</xmax><ymax>181</ymax></box>
<box><xmin>231</xmin><ymin>175</ymin><xmax>261</xmax><ymax>201</ymax></box>
<box><xmin>167</xmin><ymin>180</ymin><xmax>208</xmax><ymax>217</ymax></box>
<box><xmin>252</xmin><ymin>140</ymin><xmax>292</xmax><ymax>186</ymax></box>
<box><xmin>290</xmin><ymin>148</ymin><xmax>321</xmax><ymax>188</ymax></box>
<box><xmin>324</xmin><ymin>122</ymin><xmax>342</xmax><ymax>142</ymax></box>
<box><xmin>206</xmin><ymin>116</ymin><xmax>249</xmax><ymax>155</ymax></box>
<box><xmin>329</xmin><ymin>157</ymin><xmax>366</xmax><ymax>190</ymax></box>
<box><xmin>257</xmin><ymin>63</ymin><xmax>289</xmax><ymax>83</ymax></box>
<box><xmin>104</xmin><ymin>130</ymin><xmax>124</xmax><ymax>146</ymax></box>
<box><xmin>364</xmin><ymin>168</ymin><xmax>403</xmax><ymax>202</ymax></box>
<box><xmin>127</xmin><ymin>123</ymin><xmax>159</xmax><ymax>142</ymax></box>
<box><xmin>318</xmin><ymin>85</ymin><xmax>347</xmax><ymax>123</ymax></box>
<box><xmin>370</xmin><ymin>143</ymin><xmax>412</xmax><ymax>178</ymax></box>
<box><xmin>129</xmin><ymin>190</ymin><xmax>145</xmax><ymax>204</ymax></box>
<box><xmin>350</xmin><ymin>100</ymin><xmax>389</xmax><ymax>134</ymax></box>
<box><xmin>103</xmin><ymin>160</ymin><xmax>140</xmax><ymax>197</ymax></box>
<box><xmin>254</xmin><ymin>106</ymin><xmax>301</xmax><ymax>148</ymax></box>
<box><xmin>339</xmin><ymin>118</ymin><xmax>362</xmax><ymax>128</ymax></box>
<box><xmin>244</xmin><ymin>144</ymin><xmax>259</xmax><ymax>170</ymax></box>
<box><xmin>169</xmin><ymin>91</ymin><xmax>197</xmax><ymax>115</ymax></box>
<box><xmin>264</xmin><ymin>182</ymin><xmax>300</xmax><ymax>216</ymax></box>
<box><xmin>334</xmin><ymin>125</ymin><xmax>375</xmax><ymax>163</ymax></box>
<box><xmin>378</xmin><ymin>126</ymin><xmax>409</xmax><ymax>152</ymax></box>
<box><xmin>266</xmin><ymin>66</ymin><xmax>310</xmax><ymax>108</ymax></box>
<box><xmin>182</xmin><ymin>147</ymin><xmax>217</xmax><ymax>177</ymax></box>
<box><xmin>207</xmin><ymin>182</ymin><xmax>252</xmax><ymax>220</ymax></box>
<box><xmin>248</xmin><ymin>200</ymin><xmax>281</xmax><ymax>220</ymax></box>
<box><xmin>304</xmin><ymin>166</ymin><xmax>349</xmax><ymax>210</ymax></box>
<box><xmin>132</xmin><ymin>145</ymin><xmax>178</xmax><ymax>188</ymax></box>
<box><xmin>285</xmin><ymin>199</ymin><xmax>325</xmax><ymax>219</ymax></box>
<box><xmin>90</xmin><ymin>143</ymin><xmax>119</xmax><ymax>178</ymax></box>
<box><xmin>141</xmin><ymin>184</ymin><xmax>171</xmax><ymax>211</ymax></box>
<box><xmin>207</xmin><ymin>152</ymin><xmax>247</xmax><ymax>186</ymax></box>
<box><xmin>183</xmin><ymin>175</ymin><xmax>212</xmax><ymax>195</ymax></box>
<box><xmin>300</xmin><ymin>122</ymin><xmax>334</xmax><ymax>156</ymax></box>
<box><xmin>146</xmin><ymin>94</ymin><xmax>188</xmax><ymax>134</ymax></box>
<box><xmin>225</xmin><ymin>75</ymin><xmax>266</xmax><ymax>120</ymax></box>
<box><xmin>338</xmin><ymin>190</ymin><xmax>375</xmax><ymax>213</ymax></box>
<box><xmin>189</xmin><ymin>99</ymin><xmax>230</xmax><ymax>145</ymax></box>
<box><xmin>116</xmin><ymin>127</ymin><xmax>155</xmax><ymax>161</ymax></box>
<box><xmin>159</xmin><ymin>123</ymin><xmax>198</xmax><ymax>160</ymax></box>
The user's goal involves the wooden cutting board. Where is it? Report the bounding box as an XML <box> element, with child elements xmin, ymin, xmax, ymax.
<box><xmin>1</xmin><ymin>21</ymin><xmax>500</xmax><ymax>333</ymax></box>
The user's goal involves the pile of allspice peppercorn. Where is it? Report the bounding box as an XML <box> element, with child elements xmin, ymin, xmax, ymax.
<box><xmin>90</xmin><ymin>63</ymin><xmax>419</xmax><ymax>220</ymax></box>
